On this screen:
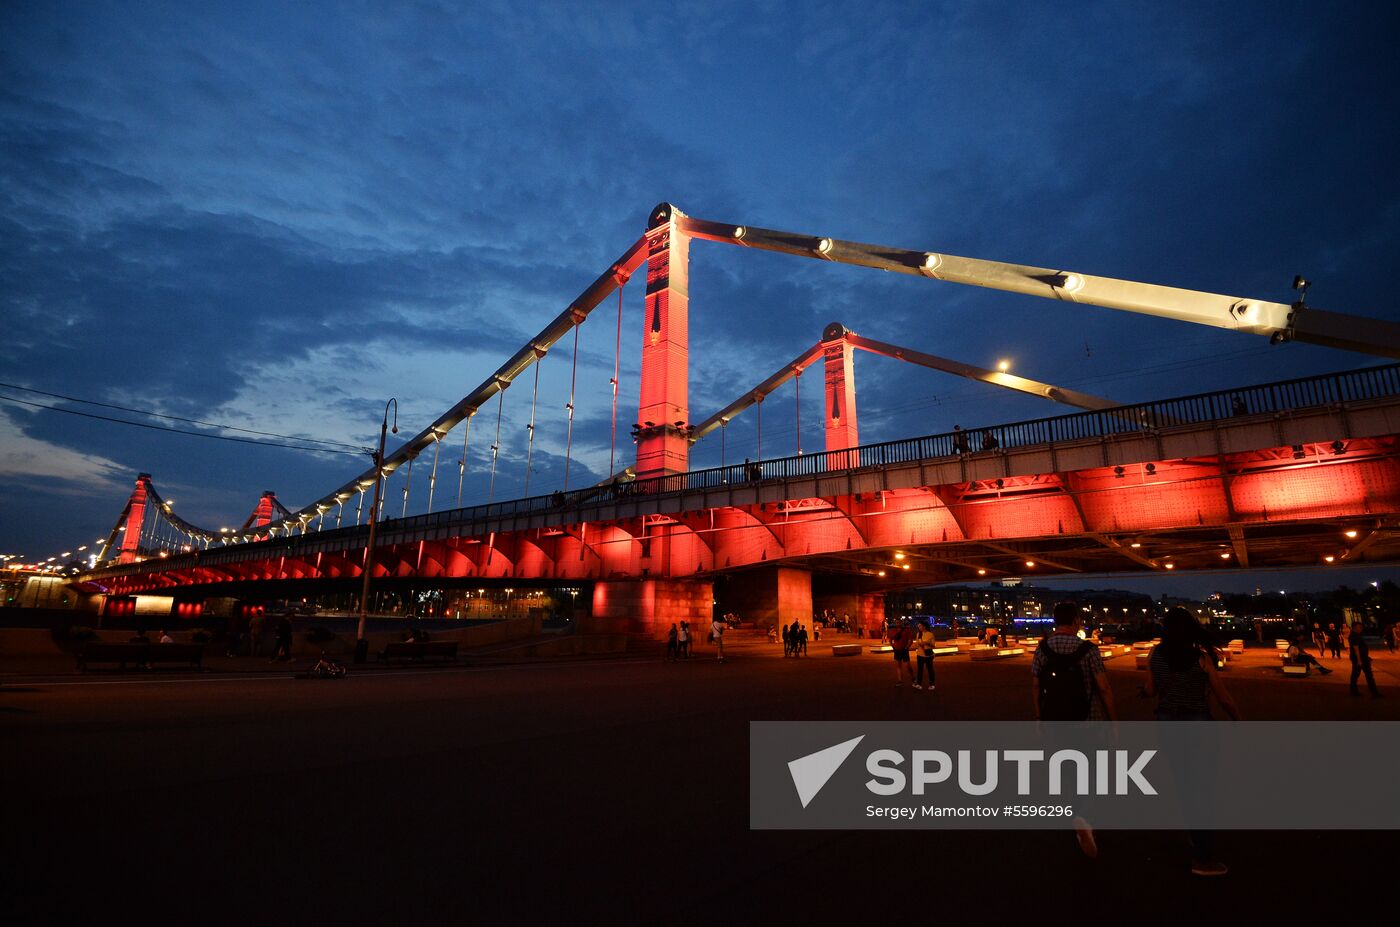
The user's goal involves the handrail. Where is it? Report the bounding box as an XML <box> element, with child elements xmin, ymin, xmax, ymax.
<box><xmin>87</xmin><ymin>362</ymin><xmax>1400</xmax><ymax>580</ymax></box>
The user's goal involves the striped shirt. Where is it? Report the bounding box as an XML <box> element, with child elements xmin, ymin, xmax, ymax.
<box><xmin>1148</xmin><ymin>646</ymin><xmax>1211</xmax><ymax>719</ymax></box>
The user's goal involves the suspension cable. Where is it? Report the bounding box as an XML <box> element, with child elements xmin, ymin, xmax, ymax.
<box><xmin>795</xmin><ymin>370</ymin><xmax>802</xmax><ymax>456</ymax></box>
<box><xmin>564</xmin><ymin>320</ymin><xmax>580</xmax><ymax>490</ymax></box>
<box><xmin>523</xmin><ymin>353</ymin><xmax>542</xmax><ymax>497</ymax></box>
<box><xmin>609</xmin><ymin>282</ymin><xmax>624</xmax><ymax>476</ymax></box>
<box><xmin>721</xmin><ymin>420</ymin><xmax>727</xmax><ymax>469</ymax></box>
<box><xmin>426</xmin><ymin>434</ymin><xmax>441</xmax><ymax>513</ymax></box>
<box><xmin>756</xmin><ymin>394</ymin><xmax>764</xmax><ymax>460</ymax></box>
<box><xmin>488</xmin><ymin>387</ymin><xmax>506</xmax><ymax>502</ymax></box>
<box><xmin>457</xmin><ymin>414</ymin><xmax>473</xmax><ymax>509</ymax></box>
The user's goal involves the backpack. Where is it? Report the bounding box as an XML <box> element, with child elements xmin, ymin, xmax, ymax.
<box><xmin>1037</xmin><ymin>639</ymin><xmax>1096</xmax><ymax>720</ymax></box>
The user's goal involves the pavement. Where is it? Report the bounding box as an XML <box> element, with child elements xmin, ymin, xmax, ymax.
<box><xmin>3</xmin><ymin>629</ymin><xmax>1397</xmax><ymax>924</ymax></box>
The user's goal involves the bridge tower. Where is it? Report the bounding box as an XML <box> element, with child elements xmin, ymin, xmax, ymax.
<box><xmin>117</xmin><ymin>474</ymin><xmax>151</xmax><ymax>564</ymax></box>
<box><xmin>635</xmin><ymin>203</ymin><xmax>691</xmax><ymax>479</ymax></box>
<box><xmin>251</xmin><ymin>491</ymin><xmax>277</xmax><ymax>527</ymax></box>
<box><xmin>821</xmin><ymin>322</ymin><xmax>859</xmax><ymax>465</ymax></box>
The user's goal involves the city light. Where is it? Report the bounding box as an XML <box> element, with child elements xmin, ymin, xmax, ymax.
<box><xmin>1164</xmin><ymin>563</ymin><xmax>1175</xmax><ymax>570</ymax></box>
<box><xmin>1344</xmin><ymin>529</ymin><xmax>1359</xmax><ymax>539</ymax></box>
<box><xmin>997</xmin><ymin>359</ymin><xmax>1011</xmax><ymax>372</ymax></box>
<box><xmin>1024</xmin><ymin>560</ymin><xmax>1035</xmax><ymax>568</ymax></box>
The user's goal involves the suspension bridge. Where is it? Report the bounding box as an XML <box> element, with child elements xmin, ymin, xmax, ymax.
<box><xmin>78</xmin><ymin>204</ymin><xmax>1400</xmax><ymax>635</ymax></box>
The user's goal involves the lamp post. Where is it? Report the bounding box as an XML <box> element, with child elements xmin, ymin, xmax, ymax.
<box><xmin>357</xmin><ymin>398</ymin><xmax>397</xmax><ymax>648</ymax></box>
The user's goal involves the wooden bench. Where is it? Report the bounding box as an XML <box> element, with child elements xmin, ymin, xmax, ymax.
<box><xmin>970</xmin><ymin>647</ymin><xmax>1025</xmax><ymax>661</ymax></box>
<box><xmin>1227</xmin><ymin>639</ymin><xmax>1245</xmax><ymax>654</ymax></box>
<box><xmin>831</xmin><ymin>644</ymin><xmax>862</xmax><ymax>656</ymax></box>
<box><xmin>1281</xmin><ymin>663</ymin><xmax>1309</xmax><ymax>676</ymax></box>
<box><xmin>868</xmin><ymin>645</ymin><xmax>893</xmax><ymax>654</ymax></box>
<box><xmin>77</xmin><ymin>642</ymin><xmax>205</xmax><ymax>671</ymax></box>
<box><xmin>377</xmin><ymin>640</ymin><xmax>459</xmax><ymax>664</ymax></box>
<box><xmin>1135</xmin><ymin>652</ymin><xmax>1151</xmax><ymax>670</ymax></box>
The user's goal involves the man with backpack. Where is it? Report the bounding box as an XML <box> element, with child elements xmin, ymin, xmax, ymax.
<box><xmin>1032</xmin><ymin>601</ymin><xmax>1118</xmax><ymax>858</ymax></box>
<box><xmin>1032</xmin><ymin>601</ymin><xmax>1117</xmax><ymax>722</ymax></box>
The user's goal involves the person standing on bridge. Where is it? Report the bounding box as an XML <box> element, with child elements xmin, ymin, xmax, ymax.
<box><xmin>797</xmin><ymin>623</ymin><xmax>808</xmax><ymax>656</ymax></box>
<box><xmin>1326</xmin><ymin>623</ymin><xmax>1343</xmax><ymax>660</ymax></box>
<box><xmin>952</xmin><ymin>425</ymin><xmax>969</xmax><ymax>455</ymax></box>
<box><xmin>665</xmin><ymin>623</ymin><xmax>678</xmax><ymax>662</ymax></box>
<box><xmin>711</xmin><ymin>615</ymin><xmax>726</xmax><ymax>663</ymax></box>
<box><xmin>678</xmin><ymin>620</ymin><xmax>690</xmax><ymax>659</ymax></box>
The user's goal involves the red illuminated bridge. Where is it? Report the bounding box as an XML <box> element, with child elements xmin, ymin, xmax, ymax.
<box><xmin>80</xmin><ymin>204</ymin><xmax>1400</xmax><ymax>635</ymax></box>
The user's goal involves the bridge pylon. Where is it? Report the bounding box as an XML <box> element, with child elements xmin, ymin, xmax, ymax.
<box><xmin>821</xmin><ymin>322</ymin><xmax>859</xmax><ymax>467</ymax></box>
<box><xmin>636</xmin><ymin>203</ymin><xmax>691</xmax><ymax>479</ymax></box>
<box><xmin>117</xmin><ymin>474</ymin><xmax>151</xmax><ymax>564</ymax></box>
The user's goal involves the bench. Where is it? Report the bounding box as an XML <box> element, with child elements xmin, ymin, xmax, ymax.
<box><xmin>832</xmin><ymin>644</ymin><xmax>862</xmax><ymax>656</ymax></box>
<box><xmin>377</xmin><ymin>641</ymin><xmax>459</xmax><ymax>664</ymax></box>
<box><xmin>1135</xmin><ymin>652</ymin><xmax>1151</xmax><ymax>671</ymax></box>
<box><xmin>1274</xmin><ymin>639</ymin><xmax>1291</xmax><ymax>651</ymax></box>
<box><xmin>1227</xmin><ymin>639</ymin><xmax>1245</xmax><ymax>655</ymax></box>
<box><xmin>77</xmin><ymin>642</ymin><xmax>205</xmax><ymax>671</ymax></box>
<box><xmin>970</xmin><ymin>647</ymin><xmax>1025</xmax><ymax>661</ymax></box>
<box><xmin>1281</xmin><ymin>663</ymin><xmax>1310</xmax><ymax>676</ymax></box>
<box><xmin>868</xmin><ymin>645</ymin><xmax>893</xmax><ymax>654</ymax></box>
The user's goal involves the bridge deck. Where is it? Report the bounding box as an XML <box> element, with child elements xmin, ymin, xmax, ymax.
<box><xmin>87</xmin><ymin>363</ymin><xmax>1400</xmax><ymax>590</ymax></box>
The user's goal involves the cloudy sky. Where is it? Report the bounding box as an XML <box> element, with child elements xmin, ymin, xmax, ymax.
<box><xmin>3</xmin><ymin>0</ymin><xmax>1398</xmax><ymax>596</ymax></box>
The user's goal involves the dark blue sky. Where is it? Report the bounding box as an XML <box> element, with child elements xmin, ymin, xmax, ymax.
<box><xmin>3</xmin><ymin>1</ymin><xmax>1398</xmax><ymax>597</ymax></box>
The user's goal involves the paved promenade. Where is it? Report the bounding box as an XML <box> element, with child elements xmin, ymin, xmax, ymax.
<box><xmin>4</xmin><ymin>630</ymin><xmax>1396</xmax><ymax>924</ymax></box>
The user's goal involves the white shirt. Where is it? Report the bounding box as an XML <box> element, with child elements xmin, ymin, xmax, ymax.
<box><xmin>711</xmin><ymin>621</ymin><xmax>724</xmax><ymax>637</ymax></box>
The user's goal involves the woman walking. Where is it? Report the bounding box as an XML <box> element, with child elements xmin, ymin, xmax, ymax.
<box><xmin>1145</xmin><ymin>607</ymin><xmax>1242</xmax><ymax>878</ymax></box>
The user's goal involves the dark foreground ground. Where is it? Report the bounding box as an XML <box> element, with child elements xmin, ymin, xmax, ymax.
<box><xmin>4</xmin><ymin>632</ymin><xmax>1397</xmax><ymax>925</ymax></box>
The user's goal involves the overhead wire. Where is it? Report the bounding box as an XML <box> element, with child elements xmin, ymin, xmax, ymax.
<box><xmin>0</xmin><ymin>393</ymin><xmax>366</xmax><ymax>456</ymax></box>
<box><xmin>0</xmin><ymin>381</ymin><xmax>366</xmax><ymax>450</ymax></box>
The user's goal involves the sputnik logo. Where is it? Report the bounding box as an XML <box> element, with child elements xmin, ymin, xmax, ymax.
<box><xmin>788</xmin><ymin>735</ymin><xmax>865</xmax><ymax>808</ymax></box>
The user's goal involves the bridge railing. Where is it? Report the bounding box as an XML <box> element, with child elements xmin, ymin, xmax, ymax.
<box><xmin>88</xmin><ymin>361</ymin><xmax>1400</xmax><ymax>577</ymax></box>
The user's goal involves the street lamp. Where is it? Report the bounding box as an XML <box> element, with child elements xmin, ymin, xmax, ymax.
<box><xmin>357</xmin><ymin>398</ymin><xmax>397</xmax><ymax>649</ymax></box>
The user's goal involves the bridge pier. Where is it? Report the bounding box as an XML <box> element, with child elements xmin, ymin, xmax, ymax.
<box><xmin>721</xmin><ymin>567</ymin><xmax>813</xmax><ymax>633</ymax></box>
<box><xmin>812</xmin><ymin>586</ymin><xmax>886</xmax><ymax>637</ymax></box>
<box><xmin>590</xmin><ymin>579</ymin><xmax>712</xmax><ymax>640</ymax></box>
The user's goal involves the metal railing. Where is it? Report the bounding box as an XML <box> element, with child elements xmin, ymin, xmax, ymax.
<box><xmin>90</xmin><ymin>362</ymin><xmax>1400</xmax><ymax>579</ymax></box>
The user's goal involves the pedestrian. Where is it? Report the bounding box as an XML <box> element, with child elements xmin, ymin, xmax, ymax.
<box><xmin>270</xmin><ymin>614</ymin><xmax>293</xmax><ymax>662</ymax></box>
<box><xmin>678</xmin><ymin>620</ymin><xmax>690</xmax><ymax>659</ymax></box>
<box><xmin>225</xmin><ymin>612</ymin><xmax>244</xmax><ymax>658</ymax></box>
<box><xmin>1145</xmin><ymin>606</ymin><xmax>1242</xmax><ymax>877</ymax></box>
<box><xmin>980</xmin><ymin>429</ymin><xmax>998</xmax><ymax>450</ymax></box>
<box><xmin>782</xmin><ymin>622</ymin><xmax>792</xmax><ymax>657</ymax></box>
<box><xmin>1311</xmin><ymin>623</ymin><xmax>1328</xmax><ymax>660</ymax></box>
<box><xmin>249</xmin><ymin>610</ymin><xmax>265</xmax><ymax>657</ymax></box>
<box><xmin>1032</xmin><ymin>601</ymin><xmax>1119</xmax><ymax>859</ymax></box>
<box><xmin>1386</xmin><ymin>623</ymin><xmax>1398</xmax><ymax>653</ymax></box>
<box><xmin>890</xmin><ymin>620</ymin><xmax>915</xmax><ymax>686</ymax></box>
<box><xmin>665</xmin><ymin>623</ymin><xmax>678</xmax><ymax>662</ymax></box>
<box><xmin>1349</xmin><ymin>622</ymin><xmax>1382</xmax><ymax>698</ymax></box>
<box><xmin>158</xmin><ymin>629</ymin><xmax>174</xmax><ymax>644</ymax></box>
<box><xmin>1326</xmin><ymin>623</ymin><xmax>1342</xmax><ymax>659</ymax></box>
<box><xmin>798</xmin><ymin>623</ymin><xmax>808</xmax><ymax>656</ymax></box>
<box><xmin>711</xmin><ymin>615</ymin><xmax>726</xmax><ymax>663</ymax></box>
<box><xmin>913</xmin><ymin>619</ymin><xmax>937</xmax><ymax>691</ymax></box>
